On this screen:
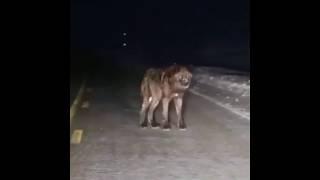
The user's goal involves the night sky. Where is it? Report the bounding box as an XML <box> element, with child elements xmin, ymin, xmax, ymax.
<box><xmin>71</xmin><ymin>0</ymin><xmax>249</xmax><ymax>71</ymax></box>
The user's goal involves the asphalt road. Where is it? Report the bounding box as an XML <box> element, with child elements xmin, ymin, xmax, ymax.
<box><xmin>70</xmin><ymin>64</ymin><xmax>250</xmax><ymax>180</ymax></box>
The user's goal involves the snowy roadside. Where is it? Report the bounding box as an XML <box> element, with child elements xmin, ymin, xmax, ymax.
<box><xmin>190</xmin><ymin>67</ymin><xmax>250</xmax><ymax>120</ymax></box>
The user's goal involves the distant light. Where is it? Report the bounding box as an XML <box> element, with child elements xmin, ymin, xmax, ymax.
<box><xmin>122</xmin><ymin>43</ymin><xmax>127</xmax><ymax>46</ymax></box>
<box><xmin>123</xmin><ymin>32</ymin><xmax>127</xmax><ymax>36</ymax></box>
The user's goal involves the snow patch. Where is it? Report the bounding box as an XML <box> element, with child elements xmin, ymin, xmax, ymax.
<box><xmin>190</xmin><ymin>89</ymin><xmax>250</xmax><ymax>121</ymax></box>
<box><xmin>190</xmin><ymin>66</ymin><xmax>250</xmax><ymax>121</ymax></box>
<box><xmin>192</xmin><ymin>67</ymin><xmax>250</xmax><ymax>97</ymax></box>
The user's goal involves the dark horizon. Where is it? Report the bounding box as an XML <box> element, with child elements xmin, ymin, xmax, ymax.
<box><xmin>71</xmin><ymin>0</ymin><xmax>249</xmax><ymax>71</ymax></box>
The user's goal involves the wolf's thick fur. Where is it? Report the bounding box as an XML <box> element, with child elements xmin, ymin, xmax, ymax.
<box><xmin>139</xmin><ymin>64</ymin><xmax>192</xmax><ymax>130</ymax></box>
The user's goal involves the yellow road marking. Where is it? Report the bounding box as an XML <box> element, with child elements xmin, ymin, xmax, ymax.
<box><xmin>70</xmin><ymin>78</ymin><xmax>87</xmax><ymax>126</ymax></box>
<box><xmin>71</xmin><ymin>129</ymin><xmax>83</xmax><ymax>144</ymax></box>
